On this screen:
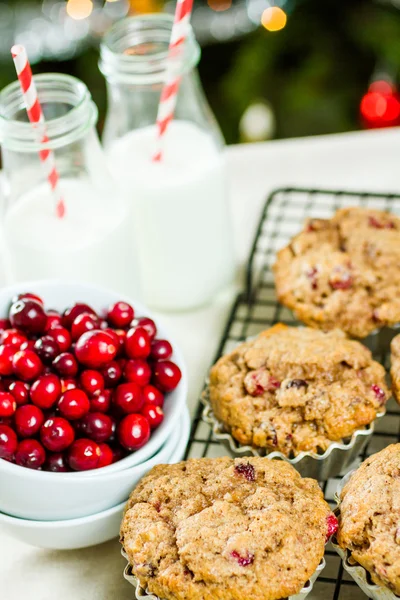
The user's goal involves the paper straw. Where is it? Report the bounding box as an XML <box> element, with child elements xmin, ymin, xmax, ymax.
<box><xmin>152</xmin><ymin>0</ymin><xmax>194</xmax><ymax>162</ymax></box>
<box><xmin>11</xmin><ymin>45</ymin><xmax>65</xmax><ymax>218</ymax></box>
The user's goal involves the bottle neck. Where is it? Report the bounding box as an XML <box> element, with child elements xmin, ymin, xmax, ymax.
<box><xmin>0</xmin><ymin>74</ymin><xmax>97</xmax><ymax>153</ymax></box>
<box><xmin>99</xmin><ymin>14</ymin><xmax>201</xmax><ymax>86</ymax></box>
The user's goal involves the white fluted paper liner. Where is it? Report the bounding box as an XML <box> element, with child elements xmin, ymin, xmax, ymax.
<box><xmin>201</xmin><ymin>386</ymin><xmax>383</xmax><ymax>480</ymax></box>
<box><xmin>332</xmin><ymin>471</ymin><xmax>400</xmax><ymax>600</ymax></box>
<box><xmin>122</xmin><ymin>549</ymin><xmax>326</xmax><ymax>600</ymax></box>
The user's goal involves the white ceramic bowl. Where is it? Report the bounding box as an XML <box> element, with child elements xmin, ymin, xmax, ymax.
<box><xmin>0</xmin><ymin>408</ymin><xmax>190</xmax><ymax>549</ymax></box>
<box><xmin>0</xmin><ymin>408</ymin><xmax>189</xmax><ymax>520</ymax></box>
<box><xmin>0</xmin><ymin>281</ymin><xmax>187</xmax><ymax>519</ymax></box>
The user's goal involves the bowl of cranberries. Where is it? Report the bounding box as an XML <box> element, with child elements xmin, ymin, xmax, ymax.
<box><xmin>0</xmin><ymin>282</ymin><xmax>187</xmax><ymax>518</ymax></box>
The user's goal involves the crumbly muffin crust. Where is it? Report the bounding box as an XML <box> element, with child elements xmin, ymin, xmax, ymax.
<box><xmin>121</xmin><ymin>457</ymin><xmax>332</xmax><ymax>600</ymax></box>
<box><xmin>209</xmin><ymin>324</ymin><xmax>389</xmax><ymax>456</ymax></box>
<box><xmin>390</xmin><ymin>334</ymin><xmax>400</xmax><ymax>404</ymax></box>
<box><xmin>273</xmin><ymin>207</ymin><xmax>400</xmax><ymax>338</ymax></box>
<box><xmin>337</xmin><ymin>444</ymin><xmax>400</xmax><ymax>595</ymax></box>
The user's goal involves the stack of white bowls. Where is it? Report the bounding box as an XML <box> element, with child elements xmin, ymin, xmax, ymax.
<box><xmin>0</xmin><ymin>282</ymin><xmax>189</xmax><ymax>550</ymax></box>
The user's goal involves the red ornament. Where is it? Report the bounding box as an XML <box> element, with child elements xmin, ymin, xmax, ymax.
<box><xmin>360</xmin><ymin>80</ymin><xmax>400</xmax><ymax>129</ymax></box>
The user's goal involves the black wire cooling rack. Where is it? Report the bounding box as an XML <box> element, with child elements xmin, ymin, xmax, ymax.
<box><xmin>184</xmin><ymin>187</ymin><xmax>400</xmax><ymax>600</ymax></box>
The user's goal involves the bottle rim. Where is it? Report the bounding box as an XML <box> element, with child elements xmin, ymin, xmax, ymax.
<box><xmin>0</xmin><ymin>73</ymin><xmax>98</xmax><ymax>152</ymax></box>
<box><xmin>99</xmin><ymin>14</ymin><xmax>201</xmax><ymax>85</ymax></box>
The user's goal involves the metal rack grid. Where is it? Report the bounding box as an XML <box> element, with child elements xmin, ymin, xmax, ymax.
<box><xmin>184</xmin><ymin>188</ymin><xmax>400</xmax><ymax>600</ymax></box>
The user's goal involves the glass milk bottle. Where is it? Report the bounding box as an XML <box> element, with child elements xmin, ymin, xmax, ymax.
<box><xmin>99</xmin><ymin>15</ymin><xmax>235</xmax><ymax>311</ymax></box>
<box><xmin>0</xmin><ymin>74</ymin><xmax>140</xmax><ymax>298</ymax></box>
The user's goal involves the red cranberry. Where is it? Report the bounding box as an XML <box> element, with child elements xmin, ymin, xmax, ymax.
<box><xmin>45</xmin><ymin>452</ymin><xmax>69</xmax><ymax>473</ymax></box>
<box><xmin>62</xmin><ymin>303</ymin><xmax>97</xmax><ymax>329</ymax></box>
<box><xmin>125</xmin><ymin>327</ymin><xmax>151</xmax><ymax>360</ymax></box>
<box><xmin>71</xmin><ymin>312</ymin><xmax>99</xmax><ymax>342</ymax></box>
<box><xmin>80</xmin><ymin>412</ymin><xmax>113</xmax><ymax>443</ymax></box>
<box><xmin>230</xmin><ymin>551</ymin><xmax>254</xmax><ymax>567</ymax></box>
<box><xmin>30</xmin><ymin>374</ymin><xmax>61</xmax><ymax>409</ymax></box>
<box><xmin>97</xmin><ymin>443</ymin><xmax>113</xmax><ymax>468</ymax></box>
<box><xmin>101</xmin><ymin>361</ymin><xmax>122</xmax><ymax>387</ymax></box>
<box><xmin>141</xmin><ymin>404</ymin><xmax>164</xmax><ymax>429</ymax></box>
<box><xmin>1</xmin><ymin>377</ymin><xmax>14</xmax><ymax>389</ymax></box>
<box><xmin>234</xmin><ymin>462</ymin><xmax>256</xmax><ymax>482</ymax></box>
<box><xmin>13</xmin><ymin>350</ymin><xmax>43</xmax><ymax>381</ymax></box>
<box><xmin>110</xmin><ymin>444</ymin><xmax>125</xmax><ymax>463</ymax></box>
<box><xmin>9</xmin><ymin>381</ymin><xmax>30</xmax><ymax>405</ymax></box>
<box><xmin>368</xmin><ymin>216</ymin><xmax>394</xmax><ymax>229</ymax></box>
<box><xmin>53</xmin><ymin>352</ymin><xmax>78</xmax><ymax>377</ymax></box>
<box><xmin>102</xmin><ymin>328</ymin><xmax>121</xmax><ymax>353</ymax></box>
<box><xmin>114</xmin><ymin>382</ymin><xmax>144</xmax><ymax>414</ymax></box>
<box><xmin>371</xmin><ymin>384</ymin><xmax>386</xmax><ymax>404</ymax></box>
<box><xmin>9</xmin><ymin>299</ymin><xmax>47</xmax><ymax>334</ymax></box>
<box><xmin>68</xmin><ymin>438</ymin><xmax>100</xmax><ymax>471</ymax></box>
<box><xmin>61</xmin><ymin>378</ymin><xmax>78</xmax><ymax>392</ymax></box>
<box><xmin>107</xmin><ymin>301</ymin><xmax>134</xmax><ymax>328</ymax></box>
<box><xmin>1</xmin><ymin>329</ymin><xmax>27</xmax><ymax>350</ymax></box>
<box><xmin>132</xmin><ymin>317</ymin><xmax>157</xmax><ymax>341</ymax></box>
<box><xmin>109</xmin><ymin>415</ymin><xmax>117</xmax><ymax>441</ymax></box>
<box><xmin>118</xmin><ymin>414</ymin><xmax>150</xmax><ymax>451</ymax></box>
<box><xmin>15</xmin><ymin>439</ymin><xmax>46</xmax><ymax>470</ymax></box>
<box><xmin>13</xmin><ymin>292</ymin><xmax>44</xmax><ymax>306</ymax></box>
<box><xmin>0</xmin><ymin>424</ymin><xmax>18</xmax><ymax>460</ymax></box>
<box><xmin>142</xmin><ymin>384</ymin><xmax>164</xmax><ymax>407</ymax></box>
<box><xmin>0</xmin><ymin>345</ymin><xmax>16</xmax><ymax>376</ymax></box>
<box><xmin>124</xmin><ymin>359</ymin><xmax>151</xmax><ymax>387</ymax></box>
<box><xmin>45</xmin><ymin>312</ymin><xmax>63</xmax><ymax>331</ymax></box>
<box><xmin>330</xmin><ymin>277</ymin><xmax>353</xmax><ymax>290</ymax></box>
<box><xmin>113</xmin><ymin>329</ymin><xmax>126</xmax><ymax>353</ymax></box>
<box><xmin>117</xmin><ymin>357</ymin><xmax>127</xmax><ymax>371</ymax></box>
<box><xmin>75</xmin><ymin>330</ymin><xmax>118</xmax><ymax>368</ymax></box>
<box><xmin>150</xmin><ymin>340</ymin><xmax>173</xmax><ymax>361</ymax></box>
<box><xmin>153</xmin><ymin>360</ymin><xmax>182</xmax><ymax>392</ymax></box>
<box><xmin>90</xmin><ymin>389</ymin><xmax>112</xmax><ymax>413</ymax></box>
<box><xmin>40</xmin><ymin>417</ymin><xmax>75</xmax><ymax>452</ymax></box>
<box><xmin>47</xmin><ymin>327</ymin><xmax>71</xmax><ymax>352</ymax></box>
<box><xmin>0</xmin><ymin>318</ymin><xmax>11</xmax><ymax>331</ymax></box>
<box><xmin>15</xmin><ymin>404</ymin><xmax>44</xmax><ymax>437</ymax></box>
<box><xmin>0</xmin><ymin>392</ymin><xmax>16</xmax><ymax>417</ymax></box>
<box><xmin>326</xmin><ymin>514</ymin><xmax>339</xmax><ymax>542</ymax></box>
<box><xmin>80</xmin><ymin>370</ymin><xmax>104</xmax><ymax>395</ymax></box>
<box><xmin>58</xmin><ymin>389</ymin><xmax>90</xmax><ymax>420</ymax></box>
<box><xmin>34</xmin><ymin>335</ymin><xmax>60</xmax><ymax>364</ymax></box>
<box><xmin>20</xmin><ymin>340</ymin><xmax>36</xmax><ymax>351</ymax></box>
<box><xmin>306</xmin><ymin>266</ymin><xmax>318</xmax><ymax>290</ymax></box>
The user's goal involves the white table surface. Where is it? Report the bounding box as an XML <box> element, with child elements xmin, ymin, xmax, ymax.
<box><xmin>2</xmin><ymin>126</ymin><xmax>400</xmax><ymax>599</ymax></box>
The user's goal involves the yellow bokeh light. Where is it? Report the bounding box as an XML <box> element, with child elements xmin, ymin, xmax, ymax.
<box><xmin>261</xmin><ymin>6</ymin><xmax>287</xmax><ymax>31</ymax></box>
<box><xmin>66</xmin><ymin>0</ymin><xmax>94</xmax><ymax>20</ymax></box>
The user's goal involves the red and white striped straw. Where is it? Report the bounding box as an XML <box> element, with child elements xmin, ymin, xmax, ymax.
<box><xmin>152</xmin><ymin>0</ymin><xmax>194</xmax><ymax>162</ymax></box>
<box><xmin>11</xmin><ymin>45</ymin><xmax>65</xmax><ymax>218</ymax></box>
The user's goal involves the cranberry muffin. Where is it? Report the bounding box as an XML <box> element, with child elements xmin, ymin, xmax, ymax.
<box><xmin>273</xmin><ymin>207</ymin><xmax>400</xmax><ymax>338</ymax></box>
<box><xmin>337</xmin><ymin>444</ymin><xmax>400</xmax><ymax>595</ymax></box>
<box><xmin>121</xmin><ymin>457</ymin><xmax>336</xmax><ymax>600</ymax></box>
<box><xmin>208</xmin><ymin>324</ymin><xmax>389</xmax><ymax>457</ymax></box>
<box><xmin>390</xmin><ymin>334</ymin><xmax>400</xmax><ymax>404</ymax></box>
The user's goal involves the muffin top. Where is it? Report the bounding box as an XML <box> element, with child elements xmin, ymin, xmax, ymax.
<box><xmin>121</xmin><ymin>457</ymin><xmax>333</xmax><ymax>600</ymax></box>
<box><xmin>209</xmin><ymin>324</ymin><xmax>389</xmax><ymax>456</ymax></box>
<box><xmin>273</xmin><ymin>206</ymin><xmax>400</xmax><ymax>338</ymax></box>
<box><xmin>337</xmin><ymin>444</ymin><xmax>400</xmax><ymax>595</ymax></box>
<box><xmin>391</xmin><ymin>334</ymin><xmax>400</xmax><ymax>404</ymax></box>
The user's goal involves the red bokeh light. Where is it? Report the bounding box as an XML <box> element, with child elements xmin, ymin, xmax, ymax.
<box><xmin>360</xmin><ymin>80</ymin><xmax>400</xmax><ymax>128</ymax></box>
